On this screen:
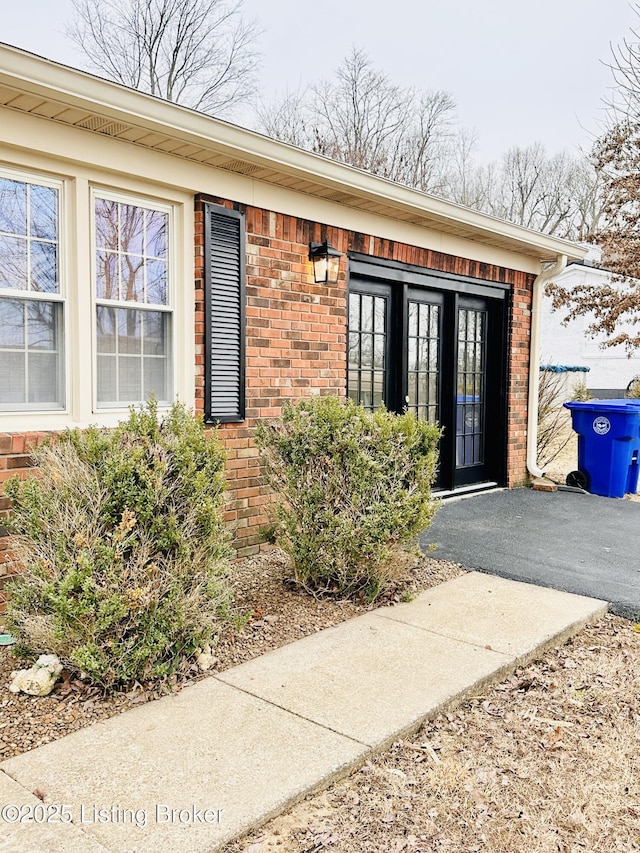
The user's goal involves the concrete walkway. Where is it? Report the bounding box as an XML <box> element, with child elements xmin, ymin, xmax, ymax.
<box><xmin>0</xmin><ymin>572</ymin><xmax>606</xmax><ymax>853</ymax></box>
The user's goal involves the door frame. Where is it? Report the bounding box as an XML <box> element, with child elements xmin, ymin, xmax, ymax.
<box><xmin>347</xmin><ymin>253</ymin><xmax>510</xmax><ymax>492</ymax></box>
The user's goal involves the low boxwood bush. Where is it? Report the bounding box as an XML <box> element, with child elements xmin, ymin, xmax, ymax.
<box><xmin>255</xmin><ymin>395</ymin><xmax>441</xmax><ymax>601</ymax></box>
<box><xmin>5</xmin><ymin>400</ymin><xmax>232</xmax><ymax>688</ymax></box>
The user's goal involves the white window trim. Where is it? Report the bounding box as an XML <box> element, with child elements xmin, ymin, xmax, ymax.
<box><xmin>0</xmin><ymin>165</ymin><xmax>68</xmax><ymax>416</ymax></box>
<box><xmin>89</xmin><ymin>187</ymin><xmax>176</xmax><ymax>414</ymax></box>
<box><xmin>0</xmin><ymin>159</ymin><xmax>193</xmax><ymax>433</ymax></box>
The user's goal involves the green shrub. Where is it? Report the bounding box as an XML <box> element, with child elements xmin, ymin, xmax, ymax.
<box><xmin>571</xmin><ymin>381</ymin><xmax>592</xmax><ymax>402</ymax></box>
<box><xmin>254</xmin><ymin>395</ymin><xmax>441</xmax><ymax>601</ymax></box>
<box><xmin>5</xmin><ymin>400</ymin><xmax>232</xmax><ymax>687</ymax></box>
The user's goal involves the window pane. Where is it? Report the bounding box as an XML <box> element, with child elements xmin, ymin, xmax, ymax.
<box><xmin>0</xmin><ymin>298</ymin><xmax>62</xmax><ymax>410</ymax></box>
<box><xmin>119</xmin><ymin>204</ymin><xmax>144</xmax><ymax>255</ymax></box>
<box><xmin>28</xmin><ymin>352</ymin><xmax>58</xmax><ymax>402</ymax></box>
<box><xmin>0</xmin><ymin>235</ymin><xmax>27</xmax><ymax>289</ymax></box>
<box><xmin>119</xmin><ymin>357</ymin><xmax>142</xmax><ymax>400</ymax></box>
<box><xmin>96</xmin><ymin>251</ymin><xmax>119</xmax><ymax>300</ymax></box>
<box><xmin>146</xmin><ymin>259</ymin><xmax>167</xmax><ymax>305</ymax></box>
<box><xmin>31</xmin><ymin>241</ymin><xmax>58</xmax><ymax>293</ymax></box>
<box><xmin>143</xmin><ymin>358</ymin><xmax>167</xmax><ymax>401</ymax></box>
<box><xmin>27</xmin><ymin>301</ymin><xmax>56</xmax><ymax>350</ymax></box>
<box><xmin>95</xmin><ymin>198</ymin><xmax>118</xmax><ymax>250</ymax></box>
<box><xmin>96</xmin><ymin>354</ymin><xmax>117</xmax><ymax>403</ymax></box>
<box><xmin>118</xmin><ymin>309</ymin><xmax>142</xmax><ymax>354</ymax></box>
<box><xmin>30</xmin><ymin>185</ymin><xmax>58</xmax><ymax>241</ymax></box>
<box><xmin>0</xmin><ymin>179</ymin><xmax>27</xmax><ymax>235</ymax></box>
<box><xmin>96</xmin><ymin>306</ymin><xmax>117</xmax><ymax>353</ymax></box>
<box><xmin>146</xmin><ymin>209</ymin><xmax>167</xmax><ymax>258</ymax></box>
<box><xmin>142</xmin><ymin>311</ymin><xmax>167</xmax><ymax>356</ymax></box>
<box><xmin>0</xmin><ymin>299</ymin><xmax>25</xmax><ymax>347</ymax></box>
<box><xmin>95</xmin><ymin>197</ymin><xmax>172</xmax><ymax>409</ymax></box>
<box><xmin>120</xmin><ymin>254</ymin><xmax>144</xmax><ymax>302</ymax></box>
<box><xmin>0</xmin><ymin>352</ymin><xmax>25</xmax><ymax>404</ymax></box>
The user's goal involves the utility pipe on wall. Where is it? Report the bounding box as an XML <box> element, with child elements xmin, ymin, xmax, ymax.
<box><xmin>526</xmin><ymin>253</ymin><xmax>568</xmax><ymax>479</ymax></box>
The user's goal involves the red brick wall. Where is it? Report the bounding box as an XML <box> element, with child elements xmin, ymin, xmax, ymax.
<box><xmin>194</xmin><ymin>195</ymin><xmax>536</xmax><ymax>555</ymax></box>
<box><xmin>0</xmin><ymin>197</ymin><xmax>536</xmax><ymax>614</ymax></box>
<box><xmin>0</xmin><ymin>433</ymin><xmax>49</xmax><ymax>613</ymax></box>
<box><xmin>507</xmin><ymin>276</ymin><xmax>534</xmax><ymax>487</ymax></box>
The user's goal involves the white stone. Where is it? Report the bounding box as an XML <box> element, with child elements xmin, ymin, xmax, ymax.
<box><xmin>195</xmin><ymin>645</ymin><xmax>217</xmax><ymax>671</ymax></box>
<box><xmin>9</xmin><ymin>654</ymin><xmax>63</xmax><ymax>696</ymax></box>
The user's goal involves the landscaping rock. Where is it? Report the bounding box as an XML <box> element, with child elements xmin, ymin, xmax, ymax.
<box><xmin>9</xmin><ymin>655</ymin><xmax>63</xmax><ymax>696</ymax></box>
<box><xmin>196</xmin><ymin>645</ymin><xmax>218</xmax><ymax>671</ymax></box>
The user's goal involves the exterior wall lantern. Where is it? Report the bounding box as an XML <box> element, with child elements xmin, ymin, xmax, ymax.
<box><xmin>309</xmin><ymin>241</ymin><xmax>342</xmax><ymax>284</ymax></box>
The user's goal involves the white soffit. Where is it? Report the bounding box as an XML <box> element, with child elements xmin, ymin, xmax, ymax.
<box><xmin>0</xmin><ymin>43</ymin><xmax>587</xmax><ymax>265</ymax></box>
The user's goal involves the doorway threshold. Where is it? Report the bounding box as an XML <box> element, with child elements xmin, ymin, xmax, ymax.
<box><xmin>436</xmin><ymin>482</ymin><xmax>504</xmax><ymax>502</ymax></box>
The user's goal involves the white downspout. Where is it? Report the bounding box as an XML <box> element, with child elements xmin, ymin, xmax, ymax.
<box><xmin>526</xmin><ymin>253</ymin><xmax>568</xmax><ymax>479</ymax></box>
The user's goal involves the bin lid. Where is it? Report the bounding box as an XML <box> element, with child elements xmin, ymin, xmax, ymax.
<box><xmin>564</xmin><ymin>399</ymin><xmax>640</xmax><ymax>413</ymax></box>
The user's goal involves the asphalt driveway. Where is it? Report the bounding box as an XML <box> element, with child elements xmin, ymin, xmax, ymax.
<box><xmin>420</xmin><ymin>488</ymin><xmax>640</xmax><ymax>621</ymax></box>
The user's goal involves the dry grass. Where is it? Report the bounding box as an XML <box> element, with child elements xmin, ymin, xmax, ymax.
<box><xmin>227</xmin><ymin>614</ymin><xmax>640</xmax><ymax>853</ymax></box>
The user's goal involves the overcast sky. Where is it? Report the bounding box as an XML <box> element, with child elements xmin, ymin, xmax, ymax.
<box><xmin>3</xmin><ymin>0</ymin><xmax>638</xmax><ymax>162</ymax></box>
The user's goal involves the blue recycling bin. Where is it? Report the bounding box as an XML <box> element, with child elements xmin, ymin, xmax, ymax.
<box><xmin>564</xmin><ymin>399</ymin><xmax>640</xmax><ymax>498</ymax></box>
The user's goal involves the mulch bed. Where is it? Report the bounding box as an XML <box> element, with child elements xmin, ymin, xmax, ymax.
<box><xmin>0</xmin><ymin>549</ymin><xmax>463</xmax><ymax>761</ymax></box>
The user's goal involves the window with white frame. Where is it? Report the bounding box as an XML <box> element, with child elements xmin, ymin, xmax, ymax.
<box><xmin>0</xmin><ymin>173</ymin><xmax>64</xmax><ymax>411</ymax></box>
<box><xmin>93</xmin><ymin>193</ymin><xmax>172</xmax><ymax>408</ymax></box>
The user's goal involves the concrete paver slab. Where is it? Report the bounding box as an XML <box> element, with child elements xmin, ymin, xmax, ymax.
<box><xmin>0</xmin><ymin>769</ymin><xmax>109</xmax><ymax>853</ymax></box>
<box><xmin>219</xmin><ymin>608</ymin><xmax>512</xmax><ymax>748</ymax></box>
<box><xmin>377</xmin><ymin>571</ymin><xmax>608</xmax><ymax>661</ymax></box>
<box><xmin>1</xmin><ymin>679</ymin><xmax>366</xmax><ymax>853</ymax></box>
<box><xmin>0</xmin><ymin>573</ymin><xmax>608</xmax><ymax>853</ymax></box>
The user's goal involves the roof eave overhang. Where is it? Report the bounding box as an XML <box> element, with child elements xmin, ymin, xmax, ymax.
<box><xmin>0</xmin><ymin>43</ymin><xmax>587</xmax><ymax>265</ymax></box>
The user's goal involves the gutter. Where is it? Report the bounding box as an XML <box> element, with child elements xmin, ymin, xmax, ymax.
<box><xmin>526</xmin><ymin>253</ymin><xmax>568</xmax><ymax>479</ymax></box>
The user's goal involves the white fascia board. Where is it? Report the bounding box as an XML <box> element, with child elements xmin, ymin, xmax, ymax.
<box><xmin>0</xmin><ymin>42</ymin><xmax>587</xmax><ymax>264</ymax></box>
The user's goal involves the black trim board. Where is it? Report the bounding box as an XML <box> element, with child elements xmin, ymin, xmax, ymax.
<box><xmin>348</xmin><ymin>252</ymin><xmax>510</xmax><ymax>299</ymax></box>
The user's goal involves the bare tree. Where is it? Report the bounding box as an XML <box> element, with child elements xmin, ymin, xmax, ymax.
<box><xmin>257</xmin><ymin>49</ymin><xmax>458</xmax><ymax>194</ymax></box>
<box><xmin>454</xmin><ymin>143</ymin><xmax>604</xmax><ymax>241</ymax></box>
<box><xmin>547</xmin><ymin>122</ymin><xmax>640</xmax><ymax>352</ymax></box>
<box><xmin>68</xmin><ymin>0</ymin><xmax>260</xmax><ymax>116</ymax></box>
<box><xmin>545</xmin><ymin>7</ymin><xmax>640</xmax><ymax>353</ymax></box>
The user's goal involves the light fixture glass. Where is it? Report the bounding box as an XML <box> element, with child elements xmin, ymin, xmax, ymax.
<box><xmin>309</xmin><ymin>240</ymin><xmax>342</xmax><ymax>284</ymax></box>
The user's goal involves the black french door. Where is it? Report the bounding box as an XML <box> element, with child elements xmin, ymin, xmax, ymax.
<box><xmin>347</xmin><ymin>268</ymin><xmax>508</xmax><ymax>492</ymax></box>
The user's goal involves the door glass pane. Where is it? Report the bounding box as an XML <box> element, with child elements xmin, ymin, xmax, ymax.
<box><xmin>347</xmin><ymin>291</ymin><xmax>387</xmax><ymax>411</ymax></box>
<box><xmin>456</xmin><ymin>308</ymin><xmax>487</xmax><ymax>468</ymax></box>
<box><xmin>407</xmin><ymin>300</ymin><xmax>439</xmax><ymax>421</ymax></box>
<box><xmin>360</xmin><ymin>295</ymin><xmax>373</xmax><ymax>333</ymax></box>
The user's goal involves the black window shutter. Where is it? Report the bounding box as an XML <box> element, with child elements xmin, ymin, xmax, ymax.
<box><xmin>204</xmin><ymin>203</ymin><xmax>246</xmax><ymax>423</ymax></box>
